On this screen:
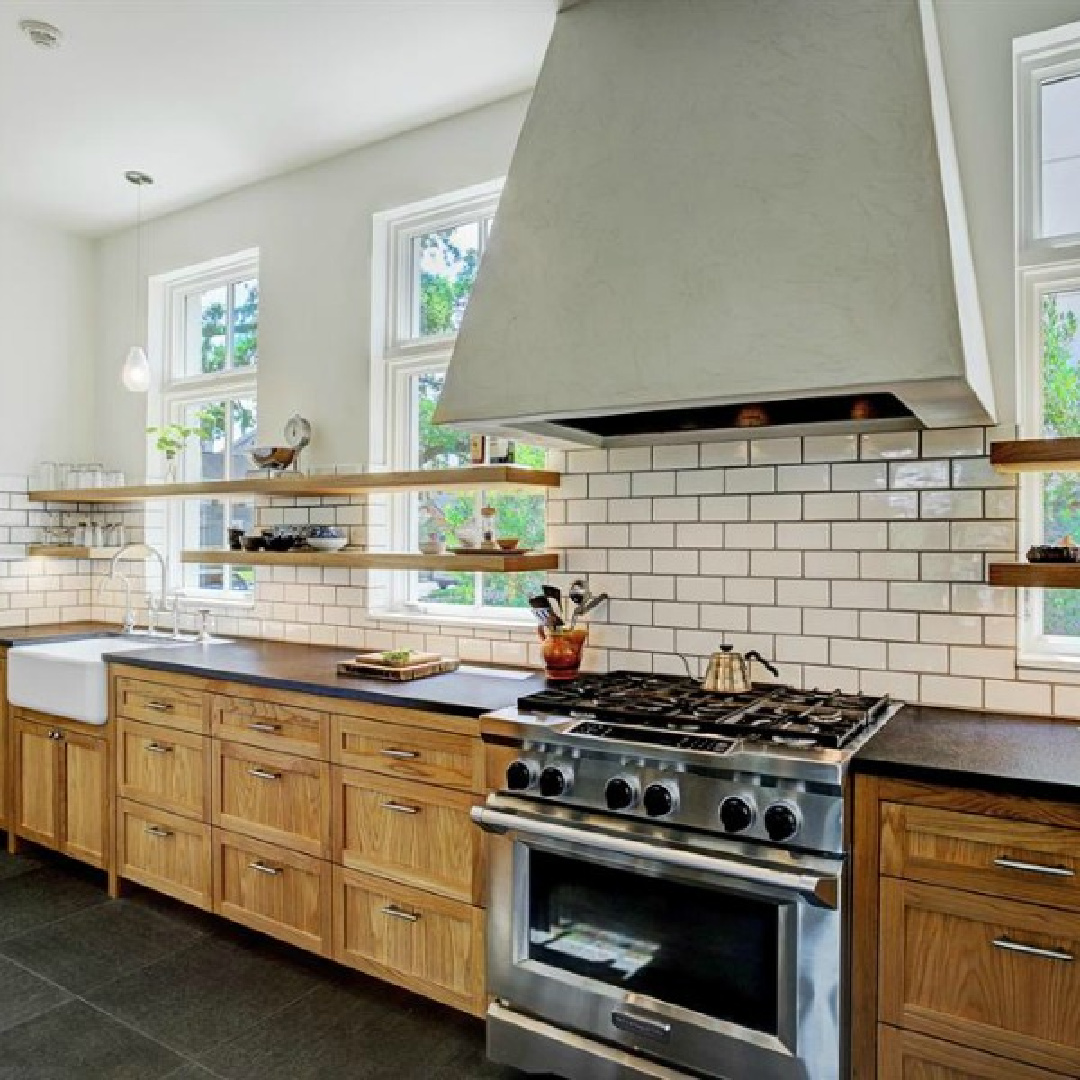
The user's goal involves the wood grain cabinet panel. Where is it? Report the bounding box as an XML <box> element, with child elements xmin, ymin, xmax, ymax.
<box><xmin>332</xmin><ymin>715</ymin><xmax>481</xmax><ymax>792</ymax></box>
<box><xmin>117</xmin><ymin>719</ymin><xmax>209</xmax><ymax>821</ymax></box>
<box><xmin>334</xmin><ymin>768</ymin><xmax>482</xmax><ymax>903</ymax></box>
<box><xmin>878</xmin><ymin>1025</ymin><xmax>1073</xmax><ymax>1080</ymax></box>
<box><xmin>214</xmin><ymin>828</ymin><xmax>330</xmax><ymax>955</ymax></box>
<box><xmin>880</xmin><ymin>878</ymin><xmax>1080</xmax><ymax>1075</ymax></box>
<box><xmin>0</xmin><ymin>656</ymin><xmax>7</xmax><ymax>830</ymax></box>
<box><xmin>333</xmin><ymin>866</ymin><xmax>484</xmax><ymax>1016</ymax></box>
<box><xmin>213</xmin><ymin>740</ymin><xmax>330</xmax><ymax>858</ymax></box>
<box><xmin>116</xmin><ymin>799</ymin><xmax>212</xmax><ymax>910</ymax></box>
<box><xmin>882</xmin><ymin>802</ymin><xmax>1080</xmax><ymax>912</ymax></box>
<box><xmin>115</xmin><ymin>676</ymin><xmax>207</xmax><ymax>734</ymax></box>
<box><xmin>13</xmin><ymin>714</ymin><xmax>60</xmax><ymax>848</ymax></box>
<box><xmin>62</xmin><ymin>728</ymin><xmax>109</xmax><ymax>868</ymax></box>
<box><xmin>212</xmin><ymin>694</ymin><xmax>328</xmax><ymax>759</ymax></box>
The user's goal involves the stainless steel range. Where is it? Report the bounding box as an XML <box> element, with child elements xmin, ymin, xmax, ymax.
<box><xmin>472</xmin><ymin>671</ymin><xmax>896</xmax><ymax>1080</ymax></box>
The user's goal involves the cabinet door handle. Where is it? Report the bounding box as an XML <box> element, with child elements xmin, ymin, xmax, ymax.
<box><xmin>247</xmin><ymin>768</ymin><xmax>282</xmax><ymax>781</ymax></box>
<box><xmin>146</xmin><ymin>701</ymin><xmax>174</xmax><ymax>712</ymax></box>
<box><xmin>247</xmin><ymin>861</ymin><xmax>283</xmax><ymax>876</ymax></box>
<box><xmin>993</xmin><ymin>856</ymin><xmax>1075</xmax><ymax>878</ymax></box>
<box><xmin>381</xmin><ymin>801</ymin><xmax>420</xmax><ymax>815</ymax></box>
<box><xmin>381</xmin><ymin>904</ymin><xmax>420</xmax><ymax>923</ymax></box>
<box><xmin>48</xmin><ymin>729</ymin><xmax>63</xmax><ymax>741</ymax></box>
<box><xmin>380</xmin><ymin>748</ymin><xmax>420</xmax><ymax>760</ymax></box>
<box><xmin>249</xmin><ymin>722</ymin><xmax>283</xmax><ymax>734</ymax></box>
<box><xmin>145</xmin><ymin>742</ymin><xmax>173</xmax><ymax>754</ymax></box>
<box><xmin>993</xmin><ymin>936</ymin><xmax>1074</xmax><ymax>962</ymax></box>
<box><xmin>144</xmin><ymin>825</ymin><xmax>173</xmax><ymax>839</ymax></box>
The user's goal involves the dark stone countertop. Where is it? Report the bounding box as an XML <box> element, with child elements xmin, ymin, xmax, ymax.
<box><xmin>106</xmin><ymin>638</ymin><xmax>547</xmax><ymax>720</ymax></box>
<box><xmin>854</xmin><ymin>703</ymin><xmax>1080</xmax><ymax>802</ymax></box>
<box><xmin>0</xmin><ymin>622</ymin><xmax>120</xmax><ymax>647</ymax></box>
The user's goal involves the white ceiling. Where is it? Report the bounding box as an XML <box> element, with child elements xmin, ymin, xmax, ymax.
<box><xmin>0</xmin><ymin>0</ymin><xmax>556</xmax><ymax>235</ymax></box>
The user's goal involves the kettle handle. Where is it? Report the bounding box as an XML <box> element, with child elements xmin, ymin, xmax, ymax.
<box><xmin>745</xmin><ymin>650</ymin><xmax>780</xmax><ymax>678</ymax></box>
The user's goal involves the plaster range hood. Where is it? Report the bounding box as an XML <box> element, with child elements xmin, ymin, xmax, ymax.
<box><xmin>435</xmin><ymin>0</ymin><xmax>997</xmax><ymax>446</ymax></box>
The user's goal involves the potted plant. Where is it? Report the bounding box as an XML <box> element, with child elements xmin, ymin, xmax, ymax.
<box><xmin>146</xmin><ymin>422</ymin><xmax>201</xmax><ymax>482</ymax></box>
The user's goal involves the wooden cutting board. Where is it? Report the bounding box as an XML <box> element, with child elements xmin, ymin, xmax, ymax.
<box><xmin>337</xmin><ymin>652</ymin><xmax>460</xmax><ymax>681</ymax></box>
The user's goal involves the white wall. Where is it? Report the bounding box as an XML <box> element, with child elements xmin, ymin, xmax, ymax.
<box><xmin>936</xmin><ymin>0</ymin><xmax>1080</xmax><ymax>427</ymax></box>
<box><xmin>93</xmin><ymin>94</ymin><xmax>531</xmax><ymax>478</ymax></box>
<box><xmin>0</xmin><ymin>212</ymin><xmax>96</xmax><ymax>476</ymax></box>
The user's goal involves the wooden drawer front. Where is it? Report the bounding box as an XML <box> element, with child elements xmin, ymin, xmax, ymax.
<box><xmin>213</xmin><ymin>741</ymin><xmax>330</xmax><ymax>858</ymax></box>
<box><xmin>117</xmin><ymin>799</ymin><xmax>212</xmax><ymax>910</ymax></box>
<box><xmin>334</xmin><ymin>769</ymin><xmax>481</xmax><ymax>903</ymax></box>
<box><xmin>882</xmin><ymin>802</ymin><xmax>1080</xmax><ymax>912</ymax></box>
<box><xmin>881</xmin><ymin>879</ymin><xmax>1080</xmax><ymax>1074</ymax></box>
<box><xmin>878</xmin><ymin>1025</ymin><xmax>1071</xmax><ymax>1080</ymax></box>
<box><xmin>214</xmin><ymin>829</ymin><xmax>330</xmax><ymax>955</ymax></box>
<box><xmin>332</xmin><ymin>716</ymin><xmax>480</xmax><ymax>792</ymax></box>
<box><xmin>115</xmin><ymin>677</ymin><xmax>207</xmax><ymax>734</ymax></box>
<box><xmin>333</xmin><ymin>866</ymin><xmax>484</xmax><ymax>1015</ymax></box>
<box><xmin>117</xmin><ymin>720</ymin><xmax>208</xmax><ymax>820</ymax></box>
<box><xmin>212</xmin><ymin>695</ymin><xmax>328</xmax><ymax>759</ymax></box>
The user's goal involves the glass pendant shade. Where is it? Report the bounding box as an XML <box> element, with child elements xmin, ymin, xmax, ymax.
<box><xmin>121</xmin><ymin>344</ymin><xmax>151</xmax><ymax>392</ymax></box>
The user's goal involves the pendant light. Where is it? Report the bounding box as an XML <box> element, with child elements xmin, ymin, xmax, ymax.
<box><xmin>121</xmin><ymin>170</ymin><xmax>153</xmax><ymax>392</ymax></box>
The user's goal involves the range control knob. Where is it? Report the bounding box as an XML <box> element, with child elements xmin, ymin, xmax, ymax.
<box><xmin>643</xmin><ymin>782</ymin><xmax>678</xmax><ymax>818</ymax></box>
<box><xmin>539</xmin><ymin>765</ymin><xmax>573</xmax><ymax>798</ymax></box>
<box><xmin>604</xmin><ymin>777</ymin><xmax>639</xmax><ymax>812</ymax></box>
<box><xmin>764</xmin><ymin>803</ymin><xmax>801</xmax><ymax>842</ymax></box>
<box><xmin>505</xmin><ymin>759</ymin><xmax>538</xmax><ymax>792</ymax></box>
<box><xmin>719</xmin><ymin>796</ymin><xmax>755</xmax><ymax>834</ymax></box>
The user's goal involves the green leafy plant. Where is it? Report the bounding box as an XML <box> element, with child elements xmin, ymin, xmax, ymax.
<box><xmin>146</xmin><ymin>422</ymin><xmax>201</xmax><ymax>461</ymax></box>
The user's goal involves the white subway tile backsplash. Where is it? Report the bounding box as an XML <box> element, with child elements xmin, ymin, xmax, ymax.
<box><xmin>632</xmin><ymin>472</ymin><xmax>676</xmax><ymax>497</ymax></box>
<box><xmin>803</xmin><ymin>434</ymin><xmax>859</xmax><ymax>463</ymax></box>
<box><xmin>589</xmin><ymin>473</ymin><xmax>632</xmax><ymax>499</ymax></box>
<box><xmin>608</xmin><ymin>447</ymin><xmax>652</xmax><ymax>472</ymax></box>
<box><xmin>700</xmin><ymin>441</ymin><xmax>749</xmax><ymax>467</ymax></box>
<box><xmin>985</xmin><ymin>678</ymin><xmax>1051</xmax><ymax>714</ymax></box>
<box><xmin>831</xmin><ymin>638</ymin><xmax>887</xmax><ymax>670</ymax></box>
<box><xmin>921</xmin><ymin>428</ymin><xmax>984</xmax><ymax>458</ymax></box>
<box><xmin>889</xmin><ymin>581</ymin><xmax>951</xmax><ymax>612</ymax></box>
<box><xmin>952</xmin><ymin>458</ymin><xmax>1015</xmax><ymax>489</ymax></box>
<box><xmin>919</xmin><ymin>613</ymin><xmax>983</xmax><ymax>645</ymax></box>
<box><xmin>653</xmin><ymin>497</ymin><xmax>700</xmax><ymax>522</ymax></box>
<box><xmin>832</xmin><ymin>522</ymin><xmax>888</xmax><ymax>550</ymax></box>
<box><xmin>700</xmin><ymin>496</ymin><xmax>750</xmax><ymax>522</ymax></box>
<box><xmin>860</xmin><ymin>552</ymin><xmax>919</xmax><ymax>580</ymax></box>
<box><xmin>777</xmin><ymin>523</ymin><xmax>830</xmax><ymax>549</ymax></box>
<box><xmin>777</xmin><ymin>579</ymin><xmax>829</xmax><ymax>607</ymax></box>
<box><xmin>726</xmin><ymin>467</ymin><xmax>776</xmax><ymax>494</ymax></box>
<box><xmin>700</xmin><ymin>604</ymin><xmax>750</xmax><ymax>632</ymax></box>
<box><xmin>861</xmin><ymin>432</ymin><xmax>919</xmax><ymax>460</ymax></box>
<box><xmin>675</xmin><ymin>523</ymin><xmax>726</xmax><ymax>548</ymax></box>
<box><xmin>752</xmin><ymin>606</ymin><xmax>802</xmax><ymax>634</ymax></box>
<box><xmin>804</xmin><ymin>492</ymin><xmax>859</xmax><ymax>520</ymax></box>
<box><xmin>950</xmin><ymin>647</ymin><xmax>1016</xmax><ymax>680</ymax></box>
<box><xmin>750</xmin><ymin>494</ymin><xmax>802</xmax><ymax>521</ymax></box>
<box><xmin>804</xmin><ymin>607</ymin><xmax>859</xmax><ymax>638</ymax></box>
<box><xmin>778</xmin><ymin>464</ymin><xmax>830</xmax><ymax>492</ymax></box>
<box><xmin>654</xmin><ymin>549</ymin><xmax>700</xmax><ymax>575</ymax></box>
<box><xmin>724</xmin><ymin>523</ymin><xmax>774</xmax><ymax>549</ymax></box>
<box><xmin>832</xmin><ymin>463</ymin><xmax>888</xmax><ymax>491</ymax></box>
<box><xmin>860</xmin><ymin>611</ymin><xmax>919</xmax><ymax>642</ymax></box>
<box><xmin>920</xmin><ymin>675</ymin><xmax>984</xmax><ymax>709</ymax></box>
<box><xmin>889</xmin><ymin>521</ymin><xmax>951</xmax><ymax>551</ymax></box>
<box><xmin>832</xmin><ymin>580</ymin><xmax>888</xmax><ymax>610</ymax></box>
<box><xmin>632</xmin><ymin>575</ymin><xmax>676</xmax><ymax>601</ymax></box>
<box><xmin>951</xmin><ymin>520</ymin><xmax>1016</xmax><ymax>552</ymax></box>
<box><xmin>653</xmin><ymin>444</ymin><xmax>699</xmax><ymax>470</ymax></box>
<box><xmin>699</xmin><ymin>549</ymin><xmax>752</xmax><ymax>576</ymax></box>
<box><xmin>919</xmin><ymin>491</ymin><xmax>983</xmax><ymax>520</ymax></box>
<box><xmin>724</xmin><ymin>578</ymin><xmax>775</xmax><ymax>605</ymax></box>
<box><xmin>805</xmin><ymin>551</ymin><xmax>860</xmax><ymax>579</ymax></box>
<box><xmin>750</xmin><ymin>550</ymin><xmax>803</xmax><ymax>578</ymax></box>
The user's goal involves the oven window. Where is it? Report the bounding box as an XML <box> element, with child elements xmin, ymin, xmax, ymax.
<box><xmin>527</xmin><ymin>849</ymin><xmax>780</xmax><ymax>1035</ymax></box>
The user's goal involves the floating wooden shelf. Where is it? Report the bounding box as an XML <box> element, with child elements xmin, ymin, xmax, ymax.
<box><xmin>27</xmin><ymin>545</ymin><xmax>125</xmax><ymax>560</ymax></box>
<box><xmin>988</xmin><ymin>562</ymin><xmax>1080</xmax><ymax>588</ymax></box>
<box><xmin>991</xmin><ymin>438</ymin><xmax>1080</xmax><ymax>473</ymax></box>
<box><xmin>181</xmin><ymin>549</ymin><xmax>559</xmax><ymax>573</ymax></box>
<box><xmin>28</xmin><ymin>465</ymin><xmax>561</xmax><ymax>504</ymax></box>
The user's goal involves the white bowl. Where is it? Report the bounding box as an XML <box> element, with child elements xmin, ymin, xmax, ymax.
<box><xmin>306</xmin><ymin>536</ymin><xmax>348</xmax><ymax>552</ymax></box>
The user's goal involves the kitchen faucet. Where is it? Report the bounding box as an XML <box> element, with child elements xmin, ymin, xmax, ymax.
<box><xmin>102</xmin><ymin>543</ymin><xmax>171</xmax><ymax>635</ymax></box>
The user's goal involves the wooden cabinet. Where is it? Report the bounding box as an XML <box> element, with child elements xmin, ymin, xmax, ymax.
<box><xmin>854</xmin><ymin>775</ymin><xmax>1080</xmax><ymax>1080</ymax></box>
<box><xmin>213</xmin><ymin>740</ymin><xmax>330</xmax><ymax>858</ymax></box>
<box><xmin>11</xmin><ymin>710</ymin><xmax>109</xmax><ymax>869</ymax></box>
<box><xmin>334</xmin><ymin>768</ymin><xmax>482</xmax><ymax>903</ymax></box>
<box><xmin>0</xmin><ymin>654</ymin><xmax>7</xmax><ymax>831</ymax></box>
<box><xmin>333</xmin><ymin>866</ymin><xmax>484</xmax><ymax>1015</ymax></box>
<box><xmin>117</xmin><ymin>719</ymin><xmax>209</xmax><ymax>821</ymax></box>
<box><xmin>212</xmin><ymin>693</ymin><xmax>328</xmax><ymax>759</ymax></box>
<box><xmin>116</xmin><ymin>799</ymin><xmax>212</xmax><ymax>910</ymax></box>
<box><xmin>214</xmin><ymin>828</ymin><xmax>330</xmax><ymax>955</ymax></box>
<box><xmin>115</xmin><ymin>674</ymin><xmax>208</xmax><ymax>733</ymax></box>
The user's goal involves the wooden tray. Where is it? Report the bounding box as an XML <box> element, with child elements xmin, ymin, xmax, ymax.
<box><xmin>337</xmin><ymin>653</ymin><xmax>460</xmax><ymax>681</ymax></box>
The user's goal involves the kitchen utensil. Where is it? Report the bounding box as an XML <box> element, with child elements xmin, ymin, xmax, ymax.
<box><xmin>572</xmin><ymin>592</ymin><xmax>608</xmax><ymax>625</ymax></box>
<box><xmin>701</xmin><ymin>644</ymin><xmax>779</xmax><ymax>693</ymax></box>
<box><xmin>529</xmin><ymin>594</ymin><xmax>563</xmax><ymax>628</ymax></box>
<box><xmin>543</xmin><ymin>584</ymin><xmax>564</xmax><ymax>621</ymax></box>
<box><xmin>251</xmin><ymin>446</ymin><xmax>297</xmax><ymax>471</ymax></box>
<box><xmin>568</xmin><ymin>579</ymin><xmax>589</xmax><ymax>609</ymax></box>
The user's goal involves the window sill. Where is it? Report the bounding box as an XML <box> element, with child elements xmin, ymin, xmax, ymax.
<box><xmin>368</xmin><ymin>606</ymin><xmax>535</xmax><ymax>633</ymax></box>
<box><xmin>174</xmin><ymin>594</ymin><xmax>256</xmax><ymax>614</ymax></box>
<box><xmin>1017</xmin><ymin>651</ymin><xmax>1080</xmax><ymax>674</ymax></box>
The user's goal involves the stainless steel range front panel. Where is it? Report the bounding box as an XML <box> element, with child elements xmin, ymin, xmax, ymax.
<box><xmin>476</xmin><ymin>800</ymin><xmax>844</xmax><ymax>1080</ymax></box>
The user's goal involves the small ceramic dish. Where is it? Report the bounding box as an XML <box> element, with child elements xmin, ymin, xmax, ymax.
<box><xmin>307</xmin><ymin>536</ymin><xmax>348</xmax><ymax>552</ymax></box>
<box><xmin>497</xmin><ymin>536</ymin><xmax>521</xmax><ymax>551</ymax></box>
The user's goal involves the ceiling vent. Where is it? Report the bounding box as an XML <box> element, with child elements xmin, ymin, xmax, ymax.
<box><xmin>18</xmin><ymin>19</ymin><xmax>63</xmax><ymax>50</ymax></box>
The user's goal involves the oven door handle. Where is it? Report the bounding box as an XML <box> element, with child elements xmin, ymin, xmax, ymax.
<box><xmin>471</xmin><ymin>806</ymin><xmax>840</xmax><ymax>909</ymax></box>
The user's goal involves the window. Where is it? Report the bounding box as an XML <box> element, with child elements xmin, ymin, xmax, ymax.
<box><xmin>1017</xmin><ymin>34</ymin><xmax>1080</xmax><ymax>661</ymax></box>
<box><xmin>156</xmin><ymin>250</ymin><xmax>259</xmax><ymax>603</ymax></box>
<box><xmin>373</xmin><ymin>182</ymin><xmax>546</xmax><ymax>621</ymax></box>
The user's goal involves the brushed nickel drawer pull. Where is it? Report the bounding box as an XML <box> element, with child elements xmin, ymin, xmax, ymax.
<box><xmin>247</xmin><ymin>768</ymin><xmax>282</xmax><ymax>781</ymax></box>
<box><xmin>381</xmin><ymin>904</ymin><xmax>420</xmax><ymax>923</ymax></box>
<box><xmin>146</xmin><ymin>701</ymin><xmax>174</xmax><ymax>712</ymax></box>
<box><xmin>993</xmin><ymin>856</ymin><xmax>1075</xmax><ymax>878</ymax></box>
<box><xmin>144</xmin><ymin>825</ymin><xmax>173</xmax><ymax>838</ymax></box>
<box><xmin>993</xmin><ymin>936</ymin><xmax>1074</xmax><ymax>962</ymax></box>
<box><xmin>48</xmin><ymin>729</ymin><xmax>63</xmax><ymax>741</ymax></box>
<box><xmin>145</xmin><ymin>742</ymin><xmax>173</xmax><ymax>754</ymax></box>
<box><xmin>249</xmin><ymin>722</ymin><xmax>283</xmax><ymax>734</ymax></box>
<box><xmin>248</xmin><ymin>860</ymin><xmax>283</xmax><ymax>876</ymax></box>
<box><xmin>380</xmin><ymin>748</ymin><xmax>420</xmax><ymax>760</ymax></box>
<box><xmin>381</xmin><ymin>800</ymin><xmax>421</xmax><ymax>815</ymax></box>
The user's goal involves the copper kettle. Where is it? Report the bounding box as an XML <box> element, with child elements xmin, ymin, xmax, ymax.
<box><xmin>702</xmin><ymin>645</ymin><xmax>779</xmax><ymax>693</ymax></box>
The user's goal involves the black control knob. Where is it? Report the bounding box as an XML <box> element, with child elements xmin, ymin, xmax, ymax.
<box><xmin>720</xmin><ymin>796</ymin><xmax>755</xmax><ymax>834</ymax></box>
<box><xmin>539</xmin><ymin>766</ymin><xmax>572</xmax><ymax>798</ymax></box>
<box><xmin>764</xmin><ymin>803</ymin><xmax>800</xmax><ymax>842</ymax></box>
<box><xmin>643</xmin><ymin>782</ymin><xmax>677</xmax><ymax>818</ymax></box>
<box><xmin>505</xmin><ymin>760</ymin><xmax>537</xmax><ymax>792</ymax></box>
<box><xmin>605</xmin><ymin>777</ymin><xmax>639</xmax><ymax>812</ymax></box>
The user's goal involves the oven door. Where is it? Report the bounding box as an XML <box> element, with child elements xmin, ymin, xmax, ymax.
<box><xmin>475</xmin><ymin>800</ymin><xmax>844</xmax><ymax>1080</ymax></box>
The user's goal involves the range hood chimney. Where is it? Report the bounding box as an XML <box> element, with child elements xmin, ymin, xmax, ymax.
<box><xmin>436</xmin><ymin>0</ymin><xmax>996</xmax><ymax>445</ymax></box>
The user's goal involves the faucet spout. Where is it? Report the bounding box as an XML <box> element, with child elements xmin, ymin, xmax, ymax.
<box><xmin>105</xmin><ymin>543</ymin><xmax>170</xmax><ymax>635</ymax></box>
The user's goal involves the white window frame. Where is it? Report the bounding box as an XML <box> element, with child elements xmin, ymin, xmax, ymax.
<box><xmin>152</xmin><ymin>249</ymin><xmax>259</xmax><ymax>606</ymax></box>
<box><xmin>370</xmin><ymin>180</ymin><xmax>538</xmax><ymax>626</ymax></box>
<box><xmin>1016</xmin><ymin>30</ymin><xmax>1080</xmax><ymax>665</ymax></box>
